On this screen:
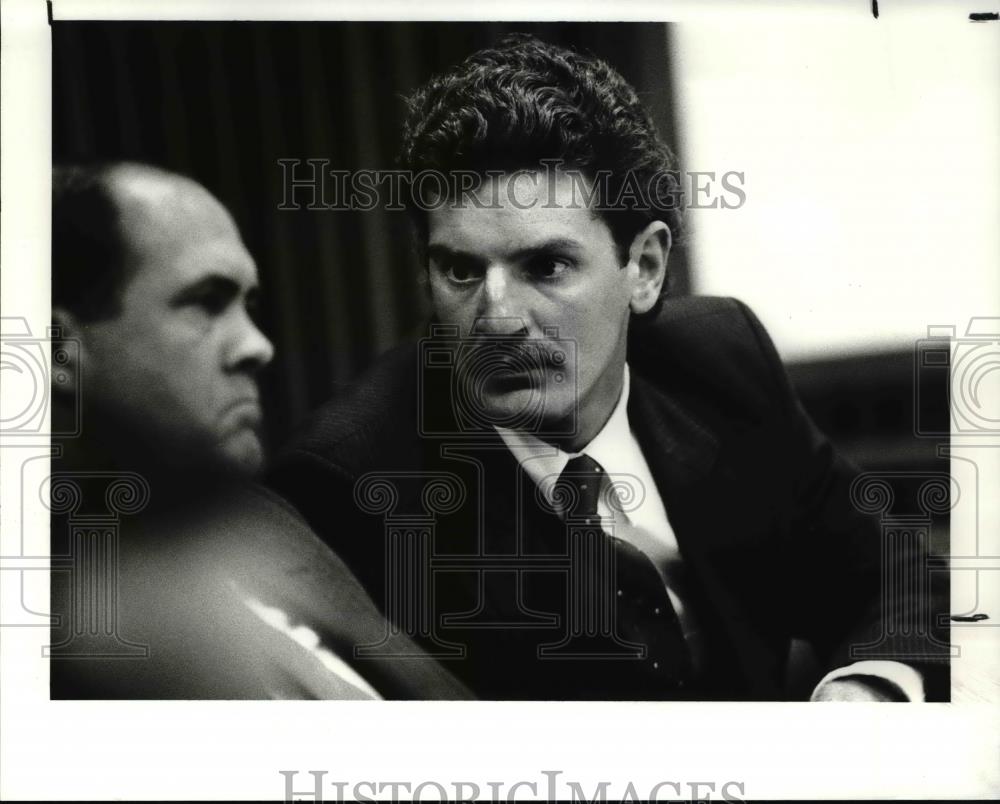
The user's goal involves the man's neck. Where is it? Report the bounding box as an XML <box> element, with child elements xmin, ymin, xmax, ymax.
<box><xmin>541</xmin><ymin>364</ymin><xmax>628</xmax><ymax>454</ymax></box>
<box><xmin>54</xmin><ymin>404</ymin><xmax>249</xmax><ymax>510</ymax></box>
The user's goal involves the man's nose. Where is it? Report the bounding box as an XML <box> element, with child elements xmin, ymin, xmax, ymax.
<box><xmin>229</xmin><ymin>310</ymin><xmax>275</xmax><ymax>373</ymax></box>
<box><xmin>473</xmin><ymin>264</ymin><xmax>529</xmax><ymax>336</ymax></box>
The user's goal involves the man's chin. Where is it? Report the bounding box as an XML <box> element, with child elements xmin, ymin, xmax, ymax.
<box><xmin>217</xmin><ymin>429</ymin><xmax>266</xmax><ymax>476</ymax></box>
<box><xmin>473</xmin><ymin>388</ymin><xmax>576</xmax><ymax>437</ymax></box>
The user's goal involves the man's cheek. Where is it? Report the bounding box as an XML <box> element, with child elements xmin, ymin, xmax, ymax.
<box><xmin>544</xmin><ymin>373</ymin><xmax>577</xmax><ymax>416</ymax></box>
<box><xmin>428</xmin><ymin>287</ymin><xmax>465</xmax><ymax>319</ymax></box>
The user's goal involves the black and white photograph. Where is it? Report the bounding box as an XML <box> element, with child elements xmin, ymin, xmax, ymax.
<box><xmin>1</xmin><ymin>0</ymin><xmax>998</xmax><ymax>800</ymax></box>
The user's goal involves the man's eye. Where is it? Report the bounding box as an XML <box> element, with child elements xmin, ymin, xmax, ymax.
<box><xmin>172</xmin><ymin>279</ymin><xmax>242</xmax><ymax>318</ymax></box>
<box><xmin>189</xmin><ymin>291</ymin><xmax>229</xmax><ymax>315</ymax></box>
<box><xmin>437</xmin><ymin>260</ymin><xmax>482</xmax><ymax>284</ymax></box>
<box><xmin>527</xmin><ymin>256</ymin><xmax>572</xmax><ymax>280</ymax></box>
<box><xmin>245</xmin><ymin>297</ymin><xmax>262</xmax><ymax>323</ymax></box>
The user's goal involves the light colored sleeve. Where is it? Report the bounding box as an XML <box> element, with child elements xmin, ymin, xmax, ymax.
<box><xmin>810</xmin><ymin>660</ymin><xmax>926</xmax><ymax>702</ymax></box>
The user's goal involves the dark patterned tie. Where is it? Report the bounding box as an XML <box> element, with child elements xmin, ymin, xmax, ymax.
<box><xmin>550</xmin><ymin>454</ymin><xmax>692</xmax><ymax>698</ymax></box>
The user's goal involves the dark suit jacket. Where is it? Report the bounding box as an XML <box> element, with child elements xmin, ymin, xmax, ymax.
<box><xmin>269</xmin><ymin>296</ymin><xmax>950</xmax><ymax>700</ymax></box>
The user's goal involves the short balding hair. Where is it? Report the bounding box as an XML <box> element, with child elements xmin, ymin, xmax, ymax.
<box><xmin>52</xmin><ymin>161</ymin><xmax>187</xmax><ymax>321</ymax></box>
<box><xmin>52</xmin><ymin>163</ymin><xmax>130</xmax><ymax>321</ymax></box>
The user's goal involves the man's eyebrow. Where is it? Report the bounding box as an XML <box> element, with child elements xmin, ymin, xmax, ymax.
<box><xmin>426</xmin><ymin>238</ymin><xmax>585</xmax><ymax>263</ymax></box>
<box><xmin>426</xmin><ymin>244</ymin><xmax>485</xmax><ymax>264</ymax></box>
<box><xmin>508</xmin><ymin>238</ymin><xmax>586</xmax><ymax>260</ymax></box>
<box><xmin>169</xmin><ymin>274</ymin><xmax>243</xmax><ymax>304</ymax></box>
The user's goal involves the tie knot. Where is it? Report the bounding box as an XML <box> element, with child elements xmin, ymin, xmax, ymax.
<box><xmin>556</xmin><ymin>454</ymin><xmax>607</xmax><ymax>521</ymax></box>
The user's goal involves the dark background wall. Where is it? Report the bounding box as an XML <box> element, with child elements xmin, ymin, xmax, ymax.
<box><xmin>52</xmin><ymin>20</ymin><xmax>946</xmax><ymax>482</ymax></box>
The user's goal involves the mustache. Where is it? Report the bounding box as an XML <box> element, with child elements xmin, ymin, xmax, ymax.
<box><xmin>459</xmin><ymin>339</ymin><xmax>565</xmax><ymax>369</ymax></box>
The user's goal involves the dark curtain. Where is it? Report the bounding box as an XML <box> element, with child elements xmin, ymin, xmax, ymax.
<box><xmin>52</xmin><ymin>21</ymin><xmax>689</xmax><ymax>450</ymax></box>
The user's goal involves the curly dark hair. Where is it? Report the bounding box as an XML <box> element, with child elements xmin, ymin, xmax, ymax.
<box><xmin>398</xmin><ymin>34</ymin><xmax>683</xmax><ymax>275</ymax></box>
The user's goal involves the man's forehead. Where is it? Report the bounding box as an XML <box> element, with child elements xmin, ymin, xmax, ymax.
<box><xmin>112</xmin><ymin>170</ymin><xmax>236</xmax><ymax>245</ymax></box>
<box><xmin>109</xmin><ymin>169</ymin><xmax>257</xmax><ymax>286</ymax></box>
<box><xmin>428</xmin><ymin>169</ymin><xmax>604</xmax><ymax>253</ymax></box>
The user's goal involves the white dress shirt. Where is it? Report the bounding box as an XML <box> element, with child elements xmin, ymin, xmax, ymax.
<box><xmin>497</xmin><ymin>364</ymin><xmax>924</xmax><ymax>701</ymax></box>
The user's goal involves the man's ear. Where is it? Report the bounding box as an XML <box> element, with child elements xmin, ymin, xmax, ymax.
<box><xmin>50</xmin><ymin>307</ymin><xmax>85</xmax><ymax>397</ymax></box>
<box><xmin>625</xmin><ymin>221</ymin><xmax>671</xmax><ymax>315</ymax></box>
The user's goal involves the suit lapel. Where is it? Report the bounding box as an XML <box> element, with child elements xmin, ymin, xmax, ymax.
<box><xmin>421</xmin><ymin>352</ymin><xmax>785</xmax><ymax>698</ymax></box>
<box><xmin>627</xmin><ymin>370</ymin><xmax>782</xmax><ymax>698</ymax></box>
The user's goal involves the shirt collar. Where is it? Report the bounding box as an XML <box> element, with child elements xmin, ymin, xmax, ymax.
<box><xmin>496</xmin><ymin>364</ymin><xmax>632</xmax><ymax>507</ymax></box>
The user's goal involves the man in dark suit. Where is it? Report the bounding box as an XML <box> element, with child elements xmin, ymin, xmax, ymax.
<box><xmin>49</xmin><ymin>162</ymin><xmax>470</xmax><ymax>699</ymax></box>
<box><xmin>270</xmin><ymin>36</ymin><xmax>949</xmax><ymax>700</ymax></box>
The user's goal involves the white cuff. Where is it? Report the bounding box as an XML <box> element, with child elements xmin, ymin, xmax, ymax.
<box><xmin>810</xmin><ymin>660</ymin><xmax>926</xmax><ymax>702</ymax></box>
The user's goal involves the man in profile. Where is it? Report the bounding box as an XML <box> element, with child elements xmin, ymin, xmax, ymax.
<box><xmin>271</xmin><ymin>37</ymin><xmax>949</xmax><ymax>701</ymax></box>
<box><xmin>49</xmin><ymin>163</ymin><xmax>470</xmax><ymax>699</ymax></box>
<box><xmin>52</xmin><ymin>162</ymin><xmax>273</xmax><ymax>484</ymax></box>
